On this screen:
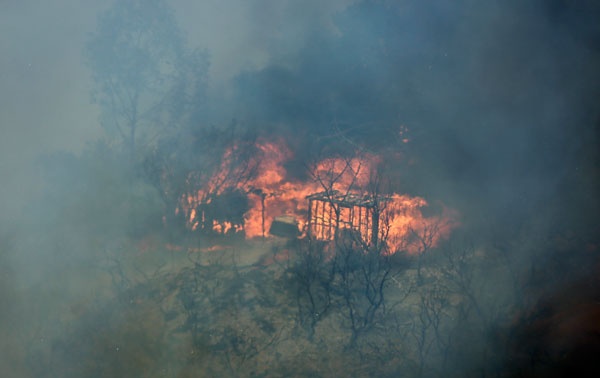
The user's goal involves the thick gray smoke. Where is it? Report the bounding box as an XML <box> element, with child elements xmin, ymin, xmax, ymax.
<box><xmin>1</xmin><ymin>0</ymin><xmax>598</xmax><ymax>377</ymax></box>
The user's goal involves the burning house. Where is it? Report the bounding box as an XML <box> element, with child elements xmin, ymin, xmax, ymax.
<box><xmin>178</xmin><ymin>139</ymin><xmax>454</xmax><ymax>253</ymax></box>
<box><xmin>306</xmin><ymin>190</ymin><xmax>389</xmax><ymax>247</ymax></box>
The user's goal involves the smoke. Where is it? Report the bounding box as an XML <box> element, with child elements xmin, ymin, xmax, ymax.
<box><xmin>1</xmin><ymin>0</ymin><xmax>598</xmax><ymax>376</ymax></box>
<box><xmin>229</xmin><ymin>1</ymin><xmax>600</xmax><ymax>262</ymax></box>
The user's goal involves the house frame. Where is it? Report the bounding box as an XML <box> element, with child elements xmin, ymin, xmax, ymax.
<box><xmin>306</xmin><ymin>190</ymin><xmax>390</xmax><ymax>246</ymax></box>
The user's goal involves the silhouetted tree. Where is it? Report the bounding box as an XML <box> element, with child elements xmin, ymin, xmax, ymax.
<box><xmin>289</xmin><ymin>154</ymin><xmax>401</xmax><ymax>345</ymax></box>
<box><xmin>287</xmin><ymin>238</ymin><xmax>334</xmax><ymax>338</ymax></box>
<box><xmin>85</xmin><ymin>0</ymin><xmax>208</xmax><ymax>168</ymax></box>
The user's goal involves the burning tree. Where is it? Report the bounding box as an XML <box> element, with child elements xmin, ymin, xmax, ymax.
<box><xmin>143</xmin><ymin>125</ymin><xmax>260</xmax><ymax>235</ymax></box>
<box><xmin>183</xmin><ymin>139</ymin><xmax>260</xmax><ymax>235</ymax></box>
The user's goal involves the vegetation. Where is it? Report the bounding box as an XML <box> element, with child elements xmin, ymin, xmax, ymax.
<box><xmin>2</xmin><ymin>0</ymin><xmax>598</xmax><ymax>377</ymax></box>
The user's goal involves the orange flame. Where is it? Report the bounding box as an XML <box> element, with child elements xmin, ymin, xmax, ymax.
<box><xmin>176</xmin><ymin>139</ymin><xmax>457</xmax><ymax>254</ymax></box>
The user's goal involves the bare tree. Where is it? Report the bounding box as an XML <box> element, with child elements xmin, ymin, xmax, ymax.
<box><xmin>430</xmin><ymin>236</ymin><xmax>512</xmax><ymax>377</ymax></box>
<box><xmin>401</xmin><ymin>217</ymin><xmax>445</xmax><ymax>285</ymax></box>
<box><xmin>287</xmin><ymin>238</ymin><xmax>334</xmax><ymax>338</ymax></box>
<box><xmin>144</xmin><ymin>125</ymin><xmax>259</xmax><ymax>235</ymax></box>
<box><xmin>85</xmin><ymin>0</ymin><xmax>208</xmax><ymax>168</ymax></box>
<box><xmin>411</xmin><ymin>283</ymin><xmax>453</xmax><ymax>377</ymax></box>
<box><xmin>289</xmin><ymin>154</ymin><xmax>400</xmax><ymax>346</ymax></box>
<box><xmin>188</xmin><ymin>132</ymin><xmax>260</xmax><ymax>234</ymax></box>
<box><xmin>177</xmin><ymin>249</ymin><xmax>286</xmax><ymax>376</ymax></box>
<box><xmin>332</xmin><ymin>237</ymin><xmax>392</xmax><ymax>345</ymax></box>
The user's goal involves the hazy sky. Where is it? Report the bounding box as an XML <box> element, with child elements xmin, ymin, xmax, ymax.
<box><xmin>0</xmin><ymin>0</ymin><xmax>354</xmax><ymax>212</ymax></box>
<box><xmin>0</xmin><ymin>0</ymin><xmax>354</xmax><ymax>155</ymax></box>
<box><xmin>2</xmin><ymin>0</ymin><xmax>597</xmax><ymax>215</ymax></box>
<box><xmin>1</xmin><ymin>1</ymin><xmax>100</xmax><ymax>161</ymax></box>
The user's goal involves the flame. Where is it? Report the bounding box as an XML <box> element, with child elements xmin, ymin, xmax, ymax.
<box><xmin>176</xmin><ymin>138</ymin><xmax>457</xmax><ymax>254</ymax></box>
<box><xmin>383</xmin><ymin>195</ymin><xmax>456</xmax><ymax>254</ymax></box>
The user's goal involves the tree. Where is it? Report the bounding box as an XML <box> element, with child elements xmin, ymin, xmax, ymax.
<box><xmin>287</xmin><ymin>238</ymin><xmax>334</xmax><ymax>339</ymax></box>
<box><xmin>286</xmin><ymin>153</ymin><xmax>405</xmax><ymax>346</ymax></box>
<box><xmin>84</xmin><ymin>0</ymin><xmax>208</xmax><ymax>167</ymax></box>
<box><xmin>144</xmin><ymin>124</ymin><xmax>260</xmax><ymax>235</ymax></box>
